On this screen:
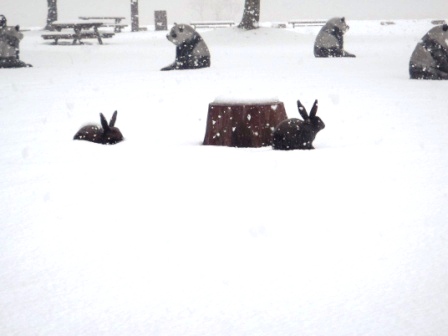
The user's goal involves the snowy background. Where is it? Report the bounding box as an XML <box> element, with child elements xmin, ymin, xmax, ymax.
<box><xmin>1</xmin><ymin>19</ymin><xmax>448</xmax><ymax>335</ymax></box>
<box><xmin>2</xmin><ymin>0</ymin><xmax>448</xmax><ymax>27</ymax></box>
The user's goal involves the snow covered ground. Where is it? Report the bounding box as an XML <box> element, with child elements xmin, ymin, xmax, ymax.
<box><xmin>1</xmin><ymin>20</ymin><xmax>448</xmax><ymax>335</ymax></box>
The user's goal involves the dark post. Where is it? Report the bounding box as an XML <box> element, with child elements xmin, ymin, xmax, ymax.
<box><xmin>45</xmin><ymin>0</ymin><xmax>58</xmax><ymax>30</ymax></box>
<box><xmin>238</xmin><ymin>0</ymin><xmax>260</xmax><ymax>30</ymax></box>
<box><xmin>154</xmin><ymin>11</ymin><xmax>168</xmax><ymax>31</ymax></box>
<box><xmin>131</xmin><ymin>0</ymin><xmax>140</xmax><ymax>32</ymax></box>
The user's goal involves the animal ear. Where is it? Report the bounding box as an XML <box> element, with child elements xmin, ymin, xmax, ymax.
<box><xmin>341</xmin><ymin>17</ymin><xmax>345</xmax><ymax>23</ymax></box>
<box><xmin>297</xmin><ymin>100</ymin><xmax>309</xmax><ymax>119</ymax></box>
<box><xmin>443</xmin><ymin>24</ymin><xmax>448</xmax><ymax>32</ymax></box>
<box><xmin>310</xmin><ymin>100</ymin><xmax>318</xmax><ymax>118</ymax></box>
<box><xmin>100</xmin><ymin>113</ymin><xmax>110</xmax><ymax>131</ymax></box>
<box><xmin>109</xmin><ymin>111</ymin><xmax>117</xmax><ymax>127</ymax></box>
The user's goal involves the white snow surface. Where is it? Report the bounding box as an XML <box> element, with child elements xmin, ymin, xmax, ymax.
<box><xmin>1</xmin><ymin>20</ymin><xmax>448</xmax><ymax>336</ymax></box>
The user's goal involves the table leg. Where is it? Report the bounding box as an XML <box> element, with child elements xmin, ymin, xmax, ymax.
<box><xmin>73</xmin><ymin>27</ymin><xmax>81</xmax><ymax>44</ymax></box>
<box><xmin>94</xmin><ymin>26</ymin><xmax>103</xmax><ymax>45</ymax></box>
<box><xmin>114</xmin><ymin>19</ymin><xmax>121</xmax><ymax>33</ymax></box>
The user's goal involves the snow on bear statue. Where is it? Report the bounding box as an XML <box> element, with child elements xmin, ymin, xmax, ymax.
<box><xmin>161</xmin><ymin>23</ymin><xmax>211</xmax><ymax>71</ymax></box>
<box><xmin>409</xmin><ymin>24</ymin><xmax>448</xmax><ymax>80</ymax></box>
<box><xmin>314</xmin><ymin>17</ymin><xmax>356</xmax><ymax>58</ymax></box>
<box><xmin>0</xmin><ymin>15</ymin><xmax>32</xmax><ymax>68</ymax></box>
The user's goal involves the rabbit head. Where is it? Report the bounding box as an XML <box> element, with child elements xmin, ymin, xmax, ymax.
<box><xmin>73</xmin><ymin>111</ymin><xmax>124</xmax><ymax>145</ymax></box>
<box><xmin>272</xmin><ymin>99</ymin><xmax>325</xmax><ymax>150</ymax></box>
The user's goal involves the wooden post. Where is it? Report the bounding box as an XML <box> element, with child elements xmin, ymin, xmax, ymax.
<box><xmin>154</xmin><ymin>11</ymin><xmax>168</xmax><ymax>31</ymax></box>
<box><xmin>238</xmin><ymin>0</ymin><xmax>260</xmax><ymax>30</ymax></box>
<box><xmin>45</xmin><ymin>0</ymin><xmax>58</xmax><ymax>31</ymax></box>
<box><xmin>203</xmin><ymin>100</ymin><xmax>288</xmax><ymax>147</ymax></box>
<box><xmin>131</xmin><ymin>0</ymin><xmax>139</xmax><ymax>32</ymax></box>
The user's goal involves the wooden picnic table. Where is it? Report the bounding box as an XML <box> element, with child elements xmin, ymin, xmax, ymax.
<box><xmin>43</xmin><ymin>21</ymin><xmax>113</xmax><ymax>45</ymax></box>
<box><xmin>79</xmin><ymin>16</ymin><xmax>125</xmax><ymax>24</ymax></box>
<box><xmin>79</xmin><ymin>16</ymin><xmax>128</xmax><ymax>32</ymax></box>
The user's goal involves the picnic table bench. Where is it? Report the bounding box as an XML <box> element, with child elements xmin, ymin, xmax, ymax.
<box><xmin>7</xmin><ymin>25</ymin><xmax>30</xmax><ymax>32</ymax></box>
<box><xmin>431</xmin><ymin>19</ymin><xmax>446</xmax><ymax>25</ymax></box>
<box><xmin>190</xmin><ymin>21</ymin><xmax>235</xmax><ymax>29</ymax></box>
<box><xmin>42</xmin><ymin>21</ymin><xmax>114</xmax><ymax>45</ymax></box>
<box><xmin>42</xmin><ymin>31</ymin><xmax>115</xmax><ymax>45</ymax></box>
<box><xmin>79</xmin><ymin>16</ymin><xmax>128</xmax><ymax>32</ymax></box>
<box><xmin>288</xmin><ymin>20</ymin><xmax>326</xmax><ymax>28</ymax></box>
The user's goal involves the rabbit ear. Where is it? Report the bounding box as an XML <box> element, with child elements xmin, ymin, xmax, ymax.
<box><xmin>109</xmin><ymin>111</ymin><xmax>117</xmax><ymax>127</ymax></box>
<box><xmin>100</xmin><ymin>113</ymin><xmax>110</xmax><ymax>131</ymax></box>
<box><xmin>309</xmin><ymin>100</ymin><xmax>318</xmax><ymax>118</ymax></box>
<box><xmin>297</xmin><ymin>100</ymin><xmax>309</xmax><ymax>119</ymax></box>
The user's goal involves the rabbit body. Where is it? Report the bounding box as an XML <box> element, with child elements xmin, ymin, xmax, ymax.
<box><xmin>272</xmin><ymin>100</ymin><xmax>325</xmax><ymax>150</ymax></box>
<box><xmin>74</xmin><ymin>111</ymin><xmax>123</xmax><ymax>145</ymax></box>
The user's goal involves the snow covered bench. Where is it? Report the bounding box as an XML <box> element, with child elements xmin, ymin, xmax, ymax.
<box><xmin>42</xmin><ymin>31</ymin><xmax>115</xmax><ymax>45</ymax></box>
<box><xmin>288</xmin><ymin>20</ymin><xmax>326</xmax><ymax>28</ymax></box>
<box><xmin>190</xmin><ymin>21</ymin><xmax>235</xmax><ymax>29</ymax></box>
<box><xmin>431</xmin><ymin>19</ymin><xmax>446</xmax><ymax>25</ymax></box>
<box><xmin>79</xmin><ymin>17</ymin><xmax>128</xmax><ymax>32</ymax></box>
<box><xmin>94</xmin><ymin>23</ymin><xmax>128</xmax><ymax>32</ymax></box>
<box><xmin>7</xmin><ymin>25</ymin><xmax>29</xmax><ymax>32</ymax></box>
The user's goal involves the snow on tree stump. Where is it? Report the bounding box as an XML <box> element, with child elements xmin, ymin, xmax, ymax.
<box><xmin>203</xmin><ymin>97</ymin><xmax>288</xmax><ymax>147</ymax></box>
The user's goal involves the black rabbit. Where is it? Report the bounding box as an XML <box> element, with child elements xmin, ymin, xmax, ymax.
<box><xmin>272</xmin><ymin>100</ymin><xmax>325</xmax><ymax>150</ymax></box>
<box><xmin>74</xmin><ymin>111</ymin><xmax>124</xmax><ymax>145</ymax></box>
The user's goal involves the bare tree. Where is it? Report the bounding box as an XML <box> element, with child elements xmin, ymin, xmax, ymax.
<box><xmin>212</xmin><ymin>1</ymin><xmax>240</xmax><ymax>21</ymax></box>
<box><xmin>190</xmin><ymin>0</ymin><xmax>208</xmax><ymax>20</ymax></box>
<box><xmin>131</xmin><ymin>0</ymin><xmax>139</xmax><ymax>32</ymax></box>
<box><xmin>45</xmin><ymin>0</ymin><xmax>58</xmax><ymax>30</ymax></box>
<box><xmin>190</xmin><ymin>0</ymin><xmax>241</xmax><ymax>22</ymax></box>
<box><xmin>238</xmin><ymin>0</ymin><xmax>260</xmax><ymax>30</ymax></box>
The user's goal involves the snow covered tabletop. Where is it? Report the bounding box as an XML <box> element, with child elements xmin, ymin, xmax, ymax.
<box><xmin>213</xmin><ymin>95</ymin><xmax>281</xmax><ymax>105</ymax></box>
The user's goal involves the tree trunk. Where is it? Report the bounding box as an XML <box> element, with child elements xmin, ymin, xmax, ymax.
<box><xmin>131</xmin><ymin>0</ymin><xmax>139</xmax><ymax>32</ymax></box>
<box><xmin>45</xmin><ymin>0</ymin><xmax>58</xmax><ymax>31</ymax></box>
<box><xmin>238</xmin><ymin>0</ymin><xmax>260</xmax><ymax>30</ymax></box>
<box><xmin>203</xmin><ymin>100</ymin><xmax>287</xmax><ymax>147</ymax></box>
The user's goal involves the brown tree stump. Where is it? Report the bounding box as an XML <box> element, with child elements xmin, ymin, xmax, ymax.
<box><xmin>203</xmin><ymin>99</ymin><xmax>288</xmax><ymax>147</ymax></box>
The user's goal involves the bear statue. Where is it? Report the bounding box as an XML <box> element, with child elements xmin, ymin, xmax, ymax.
<box><xmin>161</xmin><ymin>23</ymin><xmax>210</xmax><ymax>71</ymax></box>
<box><xmin>0</xmin><ymin>15</ymin><xmax>32</xmax><ymax>68</ymax></box>
<box><xmin>314</xmin><ymin>17</ymin><xmax>356</xmax><ymax>58</ymax></box>
<box><xmin>409</xmin><ymin>24</ymin><xmax>448</xmax><ymax>80</ymax></box>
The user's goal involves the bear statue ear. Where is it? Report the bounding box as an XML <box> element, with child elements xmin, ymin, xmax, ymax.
<box><xmin>443</xmin><ymin>24</ymin><xmax>448</xmax><ymax>32</ymax></box>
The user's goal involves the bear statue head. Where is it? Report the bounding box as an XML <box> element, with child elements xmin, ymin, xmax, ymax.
<box><xmin>0</xmin><ymin>15</ymin><xmax>7</xmax><ymax>28</ymax></box>
<box><xmin>336</xmin><ymin>17</ymin><xmax>350</xmax><ymax>33</ymax></box>
<box><xmin>427</xmin><ymin>23</ymin><xmax>448</xmax><ymax>49</ymax></box>
<box><xmin>166</xmin><ymin>23</ymin><xmax>197</xmax><ymax>46</ymax></box>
